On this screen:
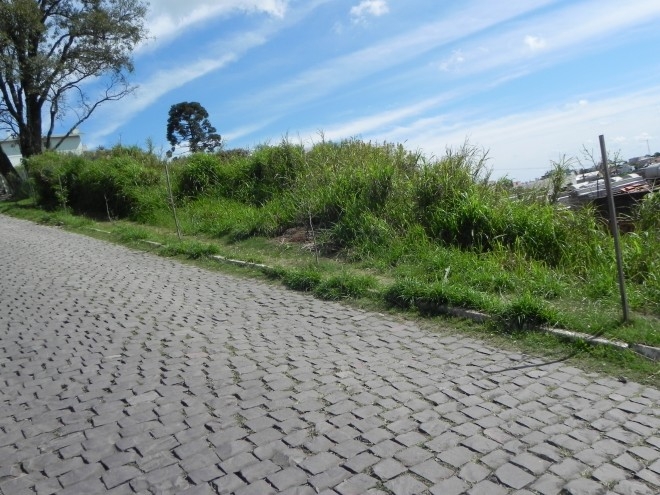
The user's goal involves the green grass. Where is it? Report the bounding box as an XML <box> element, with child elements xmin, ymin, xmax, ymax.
<box><xmin>2</xmin><ymin>139</ymin><xmax>660</xmax><ymax>383</ymax></box>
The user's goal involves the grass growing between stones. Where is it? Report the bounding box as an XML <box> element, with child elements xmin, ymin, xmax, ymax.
<box><xmin>2</xmin><ymin>139</ymin><xmax>659</xmax><ymax>380</ymax></box>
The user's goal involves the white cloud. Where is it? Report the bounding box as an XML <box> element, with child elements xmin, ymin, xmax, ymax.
<box><xmin>439</xmin><ymin>50</ymin><xmax>466</xmax><ymax>72</ymax></box>
<box><xmin>350</xmin><ymin>0</ymin><xmax>389</xmax><ymax>22</ymax></box>
<box><xmin>314</xmin><ymin>94</ymin><xmax>455</xmax><ymax>141</ymax></box>
<box><xmin>524</xmin><ymin>35</ymin><xmax>547</xmax><ymax>51</ymax></box>
<box><xmin>417</xmin><ymin>0</ymin><xmax>660</xmax><ymax>84</ymax></box>
<box><xmin>143</xmin><ymin>0</ymin><xmax>289</xmax><ymax>50</ymax></box>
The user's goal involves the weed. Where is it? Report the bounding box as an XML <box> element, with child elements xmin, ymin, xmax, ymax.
<box><xmin>313</xmin><ymin>272</ymin><xmax>377</xmax><ymax>301</ymax></box>
<box><xmin>495</xmin><ymin>293</ymin><xmax>560</xmax><ymax>331</ymax></box>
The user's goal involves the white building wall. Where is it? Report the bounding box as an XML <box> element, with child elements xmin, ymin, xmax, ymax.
<box><xmin>0</xmin><ymin>133</ymin><xmax>83</xmax><ymax>167</ymax></box>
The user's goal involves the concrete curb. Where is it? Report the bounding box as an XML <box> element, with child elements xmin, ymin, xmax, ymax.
<box><xmin>210</xmin><ymin>255</ymin><xmax>271</xmax><ymax>270</ymax></box>
<box><xmin>409</xmin><ymin>302</ymin><xmax>658</xmax><ymax>361</ymax></box>
<box><xmin>631</xmin><ymin>344</ymin><xmax>660</xmax><ymax>362</ymax></box>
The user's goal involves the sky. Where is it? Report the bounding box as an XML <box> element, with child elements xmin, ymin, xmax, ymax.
<box><xmin>79</xmin><ymin>0</ymin><xmax>660</xmax><ymax>181</ymax></box>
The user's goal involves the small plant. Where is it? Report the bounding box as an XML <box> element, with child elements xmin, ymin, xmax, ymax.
<box><xmin>113</xmin><ymin>225</ymin><xmax>152</xmax><ymax>242</ymax></box>
<box><xmin>313</xmin><ymin>272</ymin><xmax>377</xmax><ymax>300</ymax></box>
<box><xmin>282</xmin><ymin>266</ymin><xmax>323</xmax><ymax>292</ymax></box>
<box><xmin>161</xmin><ymin>240</ymin><xmax>220</xmax><ymax>259</ymax></box>
<box><xmin>495</xmin><ymin>293</ymin><xmax>559</xmax><ymax>331</ymax></box>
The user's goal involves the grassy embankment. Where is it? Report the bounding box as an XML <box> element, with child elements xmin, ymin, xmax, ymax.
<box><xmin>2</xmin><ymin>140</ymin><xmax>659</xmax><ymax>381</ymax></box>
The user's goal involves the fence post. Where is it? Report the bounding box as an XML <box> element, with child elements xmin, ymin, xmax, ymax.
<box><xmin>599</xmin><ymin>134</ymin><xmax>629</xmax><ymax>323</ymax></box>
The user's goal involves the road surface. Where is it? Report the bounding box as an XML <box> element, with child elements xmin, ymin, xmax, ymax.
<box><xmin>0</xmin><ymin>214</ymin><xmax>658</xmax><ymax>495</ymax></box>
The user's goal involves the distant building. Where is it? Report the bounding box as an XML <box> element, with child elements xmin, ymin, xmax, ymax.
<box><xmin>0</xmin><ymin>130</ymin><xmax>84</xmax><ymax>167</ymax></box>
<box><xmin>628</xmin><ymin>155</ymin><xmax>658</xmax><ymax>168</ymax></box>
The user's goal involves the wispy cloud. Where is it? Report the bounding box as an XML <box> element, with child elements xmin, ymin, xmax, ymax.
<box><xmin>524</xmin><ymin>35</ymin><xmax>547</xmax><ymax>51</ymax></box>
<box><xmin>430</xmin><ymin>0</ymin><xmax>660</xmax><ymax>77</ymax></box>
<box><xmin>235</xmin><ymin>0</ymin><xmax>557</xmax><ymax>114</ymax></box>
<box><xmin>142</xmin><ymin>0</ymin><xmax>289</xmax><ymax>51</ymax></box>
<box><xmin>350</xmin><ymin>0</ymin><xmax>389</xmax><ymax>22</ymax></box>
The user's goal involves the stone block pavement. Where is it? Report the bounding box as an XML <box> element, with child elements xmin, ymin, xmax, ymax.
<box><xmin>0</xmin><ymin>214</ymin><xmax>658</xmax><ymax>495</ymax></box>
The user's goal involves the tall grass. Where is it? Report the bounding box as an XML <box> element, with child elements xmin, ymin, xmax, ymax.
<box><xmin>25</xmin><ymin>139</ymin><xmax>660</xmax><ymax>331</ymax></box>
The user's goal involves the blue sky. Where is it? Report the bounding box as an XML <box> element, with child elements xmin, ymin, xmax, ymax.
<box><xmin>81</xmin><ymin>0</ymin><xmax>660</xmax><ymax>181</ymax></box>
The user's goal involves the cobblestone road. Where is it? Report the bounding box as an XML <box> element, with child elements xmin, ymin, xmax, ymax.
<box><xmin>0</xmin><ymin>214</ymin><xmax>659</xmax><ymax>495</ymax></box>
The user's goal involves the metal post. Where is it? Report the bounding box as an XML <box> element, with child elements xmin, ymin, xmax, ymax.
<box><xmin>599</xmin><ymin>135</ymin><xmax>629</xmax><ymax>322</ymax></box>
<box><xmin>164</xmin><ymin>160</ymin><xmax>182</xmax><ymax>240</ymax></box>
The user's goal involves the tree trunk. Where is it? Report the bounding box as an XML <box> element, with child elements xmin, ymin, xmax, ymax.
<box><xmin>21</xmin><ymin>97</ymin><xmax>44</xmax><ymax>158</ymax></box>
<box><xmin>0</xmin><ymin>146</ymin><xmax>22</xmax><ymax>195</ymax></box>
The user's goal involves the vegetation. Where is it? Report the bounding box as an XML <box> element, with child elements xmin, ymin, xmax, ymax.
<box><xmin>6</xmin><ymin>139</ymin><xmax>660</xmax><ymax>367</ymax></box>
<box><xmin>0</xmin><ymin>0</ymin><xmax>148</xmax><ymax>188</ymax></box>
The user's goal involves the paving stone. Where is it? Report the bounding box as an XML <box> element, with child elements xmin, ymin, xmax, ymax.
<box><xmin>613</xmin><ymin>479</ymin><xmax>655</xmax><ymax>495</ymax></box>
<box><xmin>395</xmin><ymin>431</ymin><xmax>427</xmax><ymax>447</ymax></box>
<box><xmin>102</xmin><ymin>465</ymin><xmax>142</xmax><ymax>490</ymax></box>
<box><xmin>220</xmin><ymin>452</ymin><xmax>259</xmax><ymax>474</ymax></box>
<box><xmin>332</xmin><ymin>439</ymin><xmax>368</xmax><ymax>458</ymax></box>
<box><xmin>300</xmin><ymin>452</ymin><xmax>342</xmax><ymax>475</ymax></box>
<box><xmin>335</xmin><ymin>473</ymin><xmax>378</xmax><ymax>495</ymax></box>
<box><xmin>574</xmin><ymin>448</ymin><xmax>607</xmax><ymax>468</ymax></box>
<box><xmin>561</xmin><ymin>478</ymin><xmax>607</xmax><ymax>495</ymax></box>
<box><xmin>58</xmin><ymin>462</ymin><xmax>105</xmax><ymax>488</ymax></box>
<box><xmin>361</xmin><ymin>428</ymin><xmax>393</xmax><ymax>444</ymax></box>
<box><xmin>370</xmin><ymin>439</ymin><xmax>405</xmax><ymax>458</ymax></box>
<box><xmin>372</xmin><ymin>457</ymin><xmax>407</xmax><ymax>480</ymax></box>
<box><xmin>467</xmin><ymin>479</ymin><xmax>509</xmax><ymax>495</ymax></box>
<box><xmin>267</xmin><ymin>466</ymin><xmax>308</xmax><ymax>491</ymax></box>
<box><xmin>308</xmin><ymin>466</ymin><xmax>352</xmax><ymax>491</ymax></box>
<box><xmin>429</xmin><ymin>476</ymin><xmax>469</xmax><ymax>495</ymax></box>
<box><xmin>636</xmin><ymin>468</ymin><xmax>660</xmax><ymax>488</ymax></box>
<box><xmin>410</xmin><ymin>458</ymin><xmax>453</xmax><ymax>483</ymax></box>
<box><xmin>188</xmin><ymin>465</ymin><xmax>224</xmax><ymax>484</ymax></box>
<box><xmin>212</xmin><ymin>473</ymin><xmax>246</xmax><ymax>494</ymax></box>
<box><xmin>234</xmin><ymin>479</ymin><xmax>276</xmax><ymax>495</ymax></box>
<box><xmin>279</xmin><ymin>486</ymin><xmax>316</xmax><ymax>495</ymax></box>
<box><xmin>215</xmin><ymin>440</ymin><xmax>253</xmax><ymax>461</ymax></box>
<box><xmin>613</xmin><ymin>453</ymin><xmax>644</xmax><ymax>473</ymax></box>
<box><xmin>438</xmin><ymin>446</ymin><xmax>474</xmax><ymax>468</ymax></box>
<box><xmin>385</xmin><ymin>474</ymin><xmax>428</xmax><ymax>495</ymax></box>
<box><xmin>179</xmin><ymin>484</ymin><xmax>217</xmax><ymax>495</ymax></box>
<box><xmin>459</xmin><ymin>462</ymin><xmax>490</xmax><ymax>483</ymax></box>
<box><xmin>550</xmin><ymin>458</ymin><xmax>588</xmax><ymax>480</ymax></box>
<box><xmin>629</xmin><ymin>445</ymin><xmax>660</xmax><ymax>462</ymax></box>
<box><xmin>495</xmin><ymin>462</ymin><xmax>535</xmax><ymax>489</ymax></box>
<box><xmin>530</xmin><ymin>473</ymin><xmax>566</xmax><ymax>495</ymax></box>
<box><xmin>511</xmin><ymin>452</ymin><xmax>551</xmax><ymax>475</ymax></box>
<box><xmin>394</xmin><ymin>445</ymin><xmax>432</xmax><ymax>467</ymax></box>
<box><xmin>240</xmin><ymin>459</ymin><xmax>280</xmax><ymax>483</ymax></box>
<box><xmin>342</xmin><ymin>451</ymin><xmax>380</xmax><ymax>473</ymax></box>
<box><xmin>58</xmin><ymin>478</ymin><xmax>107</xmax><ymax>495</ymax></box>
<box><xmin>460</xmin><ymin>434</ymin><xmax>499</xmax><ymax>454</ymax></box>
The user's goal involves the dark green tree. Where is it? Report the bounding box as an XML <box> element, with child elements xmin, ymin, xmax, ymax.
<box><xmin>0</xmin><ymin>0</ymin><xmax>148</xmax><ymax>189</ymax></box>
<box><xmin>166</xmin><ymin>102</ymin><xmax>222</xmax><ymax>154</ymax></box>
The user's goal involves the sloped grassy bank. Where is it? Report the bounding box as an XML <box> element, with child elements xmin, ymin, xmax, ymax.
<box><xmin>22</xmin><ymin>140</ymin><xmax>660</xmax><ymax>352</ymax></box>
